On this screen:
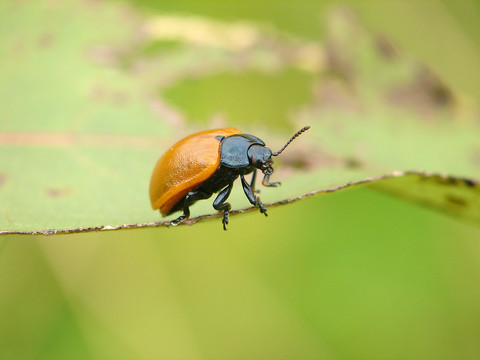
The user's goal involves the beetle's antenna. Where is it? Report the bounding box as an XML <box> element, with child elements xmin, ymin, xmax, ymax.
<box><xmin>272</xmin><ymin>126</ymin><xmax>310</xmax><ymax>157</ymax></box>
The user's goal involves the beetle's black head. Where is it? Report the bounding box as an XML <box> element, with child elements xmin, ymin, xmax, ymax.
<box><xmin>247</xmin><ymin>145</ymin><xmax>274</xmax><ymax>174</ymax></box>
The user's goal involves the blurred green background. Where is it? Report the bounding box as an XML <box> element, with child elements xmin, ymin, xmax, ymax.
<box><xmin>1</xmin><ymin>1</ymin><xmax>480</xmax><ymax>359</ymax></box>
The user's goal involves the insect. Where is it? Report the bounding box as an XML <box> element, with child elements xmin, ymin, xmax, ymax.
<box><xmin>149</xmin><ymin>126</ymin><xmax>310</xmax><ymax>230</ymax></box>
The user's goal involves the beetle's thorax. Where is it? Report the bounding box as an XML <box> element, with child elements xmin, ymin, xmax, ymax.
<box><xmin>220</xmin><ymin>134</ymin><xmax>265</xmax><ymax>169</ymax></box>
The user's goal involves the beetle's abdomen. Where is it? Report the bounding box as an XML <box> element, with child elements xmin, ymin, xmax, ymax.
<box><xmin>149</xmin><ymin>128</ymin><xmax>242</xmax><ymax>216</ymax></box>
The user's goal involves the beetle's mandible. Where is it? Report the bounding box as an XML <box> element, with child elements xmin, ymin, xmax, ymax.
<box><xmin>149</xmin><ymin>126</ymin><xmax>310</xmax><ymax>230</ymax></box>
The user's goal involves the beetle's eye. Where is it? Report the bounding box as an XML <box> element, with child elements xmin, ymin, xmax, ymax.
<box><xmin>256</xmin><ymin>157</ymin><xmax>266</xmax><ymax>169</ymax></box>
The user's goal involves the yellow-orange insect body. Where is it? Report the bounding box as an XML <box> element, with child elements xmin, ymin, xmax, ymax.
<box><xmin>149</xmin><ymin>128</ymin><xmax>241</xmax><ymax>216</ymax></box>
<box><xmin>149</xmin><ymin>126</ymin><xmax>310</xmax><ymax>230</ymax></box>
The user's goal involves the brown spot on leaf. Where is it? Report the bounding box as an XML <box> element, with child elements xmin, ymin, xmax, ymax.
<box><xmin>446</xmin><ymin>177</ymin><xmax>461</xmax><ymax>186</ymax></box>
<box><xmin>324</xmin><ymin>42</ymin><xmax>355</xmax><ymax>83</ymax></box>
<box><xmin>87</xmin><ymin>45</ymin><xmax>121</xmax><ymax>65</ymax></box>
<box><xmin>112</xmin><ymin>91</ymin><xmax>129</xmax><ymax>105</ymax></box>
<box><xmin>149</xmin><ymin>97</ymin><xmax>186</xmax><ymax>128</ymax></box>
<box><xmin>344</xmin><ymin>157</ymin><xmax>364</xmax><ymax>169</ymax></box>
<box><xmin>387</xmin><ymin>66</ymin><xmax>454</xmax><ymax>116</ymax></box>
<box><xmin>463</xmin><ymin>179</ymin><xmax>477</xmax><ymax>187</ymax></box>
<box><xmin>90</xmin><ymin>84</ymin><xmax>107</xmax><ymax>102</ymax></box>
<box><xmin>432</xmin><ymin>175</ymin><xmax>478</xmax><ymax>188</ymax></box>
<box><xmin>323</xmin><ymin>7</ymin><xmax>361</xmax><ymax>83</ymax></box>
<box><xmin>46</xmin><ymin>188</ymin><xmax>72</xmax><ymax>198</ymax></box>
<box><xmin>375</xmin><ymin>35</ymin><xmax>398</xmax><ymax>60</ymax></box>
<box><xmin>471</xmin><ymin>149</ymin><xmax>480</xmax><ymax>168</ymax></box>
<box><xmin>312</xmin><ymin>79</ymin><xmax>363</xmax><ymax>113</ymax></box>
<box><xmin>0</xmin><ymin>173</ymin><xmax>6</xmax><ymax>187</ymax></box>
<box><xmin>276</xmin><ymin>145</ymin><xmax>340</xmax><ymax>177</ymax></box>
<box><xmin>38</xmin><ymin>33</ymin><xmax>54</xmax><ymax>48</ymax></box>
<box><xmin>0</xmin><ymin>132</ymin><xmax>171</xmax><ymax>148</ymax></box>
<box><xmin>445</xmin><ymin>195</ymin><xmax>468</xmax><ymax>207</ymax></box>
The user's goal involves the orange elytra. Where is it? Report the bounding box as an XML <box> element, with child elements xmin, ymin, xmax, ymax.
<box><xmin>149</xmin><ymin>126</ymin><xmax>310</xmax><ymax>230</ymax></box>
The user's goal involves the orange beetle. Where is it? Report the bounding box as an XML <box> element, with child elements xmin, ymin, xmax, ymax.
<box><xmin>149</xmin><ymin>126</ymin><xmax>310</xmax><ymax>230</ymax></box>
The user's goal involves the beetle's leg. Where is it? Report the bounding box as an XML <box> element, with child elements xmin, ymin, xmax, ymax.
<box><xmin>250</xmin><ymin>169</ymin><xmax>260</xmax><ymax>194</ymax></box>
<box><xmin>241</xmin><ymin>175</ymin><xmax>268</xmax><ymax>216</ymax></box>
<box><xmin>262</xmin><ymin>173</ymin><xmax>281</xmax><ymax>187</ymax></box>
<box><xmin>169</xmin><ymin>215</ymin><xmax>187</xmax><ymax>226</ymax></box>
<box><xmin>213</xmin><ymin>183</ymin><xmax>233</xmax><ymax>231</ymax></box>
<box><xmin>168</xmin><ymin>190</ymin><xmax>210</xmax><ymax>226</ymax></box>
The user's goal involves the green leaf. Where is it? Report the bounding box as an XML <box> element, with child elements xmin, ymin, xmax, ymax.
<box><xmin>1</xmin><ymin>1</ymin><xmax>479</xmax><ymax>234</ymax></box>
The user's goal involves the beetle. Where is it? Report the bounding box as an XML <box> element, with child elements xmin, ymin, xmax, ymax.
<box><xmin>149</xmin><ymin>126</ymin><xmax>310</xmax><ymax>230</ymax></box>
